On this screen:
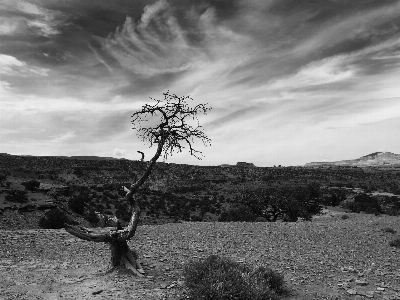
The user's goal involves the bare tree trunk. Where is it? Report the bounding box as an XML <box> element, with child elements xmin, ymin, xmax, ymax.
<box><xmin>109</xmin><ymin>239</ymin><xmax>129</xmax><ymax>267</ymax></box>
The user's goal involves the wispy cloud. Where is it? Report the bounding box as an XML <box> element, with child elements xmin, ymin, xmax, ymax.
<box><xmin>103</xmin><ymin>1</ymin><xmax>206</xmax><ymax>77</ymax></box>
<box><xmin>0</xmin><ymin>54</ymin><xmax>49</xmax><ymax>77</ymax></box>
<box><xmin>0</xmin><ymin>0</ymin><xmax>63</xmax><ymax>37</ymax></box>
<box><xmin>0</xmin><ymin>0</ymin><xmax>399</xmax><ymax>165</ymax></box>
<box><xmin>50</xmin><ymin>131</ymin><xmax>76</xmax><ymax>143</ymax></box>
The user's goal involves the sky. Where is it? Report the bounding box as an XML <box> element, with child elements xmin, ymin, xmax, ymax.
<box><xmin>0</xmin><ymin>0</ymin><xmax>400</xmax><ymax>167</ymax></box>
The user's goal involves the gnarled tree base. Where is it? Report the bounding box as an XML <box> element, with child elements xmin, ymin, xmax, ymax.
<box><xmin>65</xmin><ymin>223</ymin><xmax>145</xmax><ymax>277</ymax></box>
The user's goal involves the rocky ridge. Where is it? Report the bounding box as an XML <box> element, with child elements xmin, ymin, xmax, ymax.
<box><xmin>305</xmin><ymin>152</ymin><xmax>400</xmax><ymax>167</ymax></box>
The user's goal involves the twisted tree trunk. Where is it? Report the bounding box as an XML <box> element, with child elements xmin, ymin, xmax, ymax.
<box><xmin>65</xmin><ymin>136</ymin><xmax>165</xmax><ymax>275</ymax></box>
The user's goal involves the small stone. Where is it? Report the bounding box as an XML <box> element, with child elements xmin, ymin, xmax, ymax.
<box><xmin>160</xmin><ymin>283</ymin><xmax>168</xmax><ymax>289</ymax></box>
<box><xmin>364</xmin><ymin>291</ymin><xmax>374</xmax><ymax>298</ymax></box>
<box><xmin>347</xmin><ymin>289</ymin><xmax>357</xmax><ymax>295</ymax></box>
<box><xmin>355</xmin><ymin>279</ymin><xmax>368</xmax><ymax>286</ymax></box>
<box><xmin>348</xmin><ymin>267</ymin><xmax>356</xmax><ymax>273</ymax></box>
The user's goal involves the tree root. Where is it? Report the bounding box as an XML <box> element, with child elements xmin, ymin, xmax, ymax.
<box><xmin>99</xmin><ymin>262</ymin><xmax>144</xmax><ymax>277</ymax></box>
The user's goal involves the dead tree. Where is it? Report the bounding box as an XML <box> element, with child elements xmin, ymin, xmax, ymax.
<box><xmin>65</xmin><ymin>91</ymin><xmax>211</xmax><ymax>275</ymax></box>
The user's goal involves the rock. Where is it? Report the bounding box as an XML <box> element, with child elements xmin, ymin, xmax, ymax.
<box><xmin>37</xmin><ymin>202</ymin><xmax>56</xmax><ymax>210</ymax></box>
<box><xmin>358</xmin><ymin>291</ymin><xmax>374</xmax><ymax>298</ymax></box>
<box><xmin>160</xmin><ymin>283</ymin><xmax>168</xmax><ymax>289</ymax></box>
<box><xmin>92</xmin><ymin>290</ymin><xmax>103</xmax><ymax>295</ymax></box>
<box><xmin>355</xmin><ymin>279</ymin><xmax>368</xmax><ymax>286</ymax></box>
<box><xmin>377</xmin><ymin>287</ymin><xmax>385</xmax><ymax>291</ymax></box>
<box><xmin>18</xmin><ymin>204</ymin><xmax>36</xmax><ymax>212</ymax></box>
<box><xmin>347</xmin><ymin>289</ymin><xmax>358</xmax><ymax>295</ymax></box>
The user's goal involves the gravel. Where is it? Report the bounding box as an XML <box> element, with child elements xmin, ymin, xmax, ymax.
<box><xmin>1</xmin><ymin>213</ymin><xmax>400</xmax><ymax>299</ymax></box>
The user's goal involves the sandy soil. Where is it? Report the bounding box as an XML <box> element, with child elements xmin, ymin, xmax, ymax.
<box><xmin>1</xmin><ymin>212</ymin><xmax>400</xmax><ymax>300</ymax></box>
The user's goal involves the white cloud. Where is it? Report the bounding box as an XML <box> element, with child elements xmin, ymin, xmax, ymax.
<box><xmin>103</xmin><ymin>0</ymin><xmax>252</xmax><ymax>78</ymax></box>
<box><xmin>27</xmin><ymin>20</ymin><xmax>60</xmax><ymax>37</ymax></box>
<box><xmin>329</xmin><ymin>99</ymin><xmax>400</xmax><ymax>128</ymax></box>
<box><xmin>0</xmin><ymin>54</ymin><xmax>26</xmax><ymax>74</ymax></box>
<box><xmin>0</xmin><ymin>18</ymin><xmax>20</xmax><ymax>35</ymax></box>
<box><xmin>113</xmin><ymin>148</ymin><xmax>126</xmax><ymax>157</ymax></box>
<box><xmin>0</xmin><ymin>80</ymin><xmax>11</xmax><ymax>91</ymax></box>
<box><xmin>0</xmin><ymin>54</ymin><xmax>49</xmax><ymax>77</ymax></box>
<box><xmin>292</xmin><ymin>2</ymin><xmax>400</xmax><ymax>57</ymax></box>
<box><xmin>0</xmin><ymin>1</ymin><xmax>62</xmax><ymax>37</ymax></box>
<box><xmin>49</xmin><ymin>131</ymin><xmax>76</xmax><ymax>143</ymax></box>
<box><xmin>268</xmin><ymin>55</ymin><xmax>356</xmax><ymax>90</ymax></box>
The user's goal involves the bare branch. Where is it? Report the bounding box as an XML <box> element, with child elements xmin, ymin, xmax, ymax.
<box><xmin>131</xmin><ymin>91</ymin><xmax>211</xmax><ymax>161</ymax></box>
<box><xmin>65</xmin><ymin>225</ymin><xmax>110</xmax><ymax>243</ymax></box>
<box><xmin>137</xmin><ymin>151</ymin><xmax>144</xmax><ymax>162</ymax></box>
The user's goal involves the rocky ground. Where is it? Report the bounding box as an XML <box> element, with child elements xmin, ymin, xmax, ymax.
<box><xmin>1</xmin><ymin>212</ymin><xmax>400</xmax><ymax>300</ymax></box>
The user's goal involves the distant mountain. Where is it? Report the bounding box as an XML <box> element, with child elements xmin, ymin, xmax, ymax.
<box><xmin>305</xmin><ymin>152</ymin><xmax>400</xmax><ymax>167</ymax></box>
<box><xmin>2</xmin><ymin>153</ymin><xmax>126</xmax><ymax>161</ymax></box>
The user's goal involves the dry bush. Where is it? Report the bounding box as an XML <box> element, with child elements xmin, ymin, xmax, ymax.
<box><xmin>183</xmin><ymin>255</ymin><xmax>287</xmax><ymax>300</ymax></box>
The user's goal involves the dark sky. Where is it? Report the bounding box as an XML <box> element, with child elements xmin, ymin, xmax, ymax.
<box><xmin>1</xmin><ymin>0</ymin><xmax>400</xmax><ymax>166</ymax></box>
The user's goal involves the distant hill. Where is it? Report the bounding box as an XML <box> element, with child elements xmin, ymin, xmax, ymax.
<box><xmin>305</xmin><ymin>152</ymin><xmax>400</xmax><ymax>167</ymax></box>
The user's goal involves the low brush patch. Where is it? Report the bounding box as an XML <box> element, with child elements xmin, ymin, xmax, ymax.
<box><xmin>182</xmin><ymin>255</ymin><xmax>287</xmax><ymax>300</ymax></box>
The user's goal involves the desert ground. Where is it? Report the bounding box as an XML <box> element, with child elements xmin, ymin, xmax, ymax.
<box><xmin>1</xmin><ymin>211</ymin><xmax>400</xmax><ymax>300</ymax></box>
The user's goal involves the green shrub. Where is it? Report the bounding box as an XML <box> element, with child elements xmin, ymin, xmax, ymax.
<box><xmin>389</xmin><ymin>238</ymin><xmax>400</xmax><ymax>248</ymax></box>
<box><xmin>183</xmin><ymin>255</ymin><xmax>286</xmax><ymax>300</ymax></box>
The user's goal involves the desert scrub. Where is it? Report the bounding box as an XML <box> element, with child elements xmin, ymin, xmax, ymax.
<box><xmin>341</xmin><ymin>214</ymin><xmax>349</xmax><ymax>220</ymax></box>
<box><xmin>389</xmin><ymin>238</ymin><xmax>400</xmax><ymax>248</ymax></box>
<box><xmin>383</xmin><ymin>227</ymin><xmax>396</xmax><ymax>234</ymax></box>
<box><xmin>39</xmin><ymin>207</ymin><xmax>77</xmax><ymax>229</ymax></box>
<box><xmin>183</xmin><ymin>255</ymin><xmax>286</xmax><ymax>300</ymax></box>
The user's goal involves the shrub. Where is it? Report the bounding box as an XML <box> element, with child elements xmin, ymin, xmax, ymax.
<box><xmin>383</xmin><ymin>227</ymin><xmax>396</xmax><ymax>234</ymax></box>
<box><xmin>5</xmin><ymin>190</ymin><xmax>28</xmax><ymax>203</ymax></box>
<box><xmin>86</xmin><ymin>209</ymin><xmax>100</xmax><ymax>225</ymax></box>
<box><xmin>191</xmin><ymin>215</ymin><xmax>203</xmax><ymax>222</ymax></box>
<box><xmin>353</xmin><ymin>193</ymin><xmax>382</xmax><ymax>215</ymax></box>
<box><xmin>183</xmin><ymin>255</ymin><xmax>286</xmax><ymax>300</ymax></box>
<box><xmin>21</xmin><ymin>180</ymin><xmax>40</xmax><ymax>191</ymax></box>
<box><xmin>0</xmin><ymin>174</ymin><xmax>7</xmax><ymax>184</ymax></box>
<box><xmin>389</xmin><ymin>238</ymin><xmax>400</xmax><ymax>248</ymax></box>
<box><xmin>341</xmin><ymin>214</ymin><xmax>349</xmax><ymax>220</ymax></box>
<box><xmin>219</xmin><ymin>205</ymin><xmax>257</xmax><ymax>222</ymax></box>
<box><xmin>384</xmin><ymin>207</ymin><xmax>400</xmax><ymax>216</ymax></box>
<box><xmin>39</xmin><ymin>207</ymin><xmax>71</xmax><ymax>229</ymax></box>
<box><xmin>255</xmin><ymin>216</ymin><xmax>268</xmax><ymax>222</ymax></box>
<box><xmin>249</xmin><ymin>266</ymin><xmax>286</xmax><ymax>295</ymax></box>
<box><xmin>68</xmin><ymin>191</ymin><xmax>90</xmax><ymax>215</ymax></box>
